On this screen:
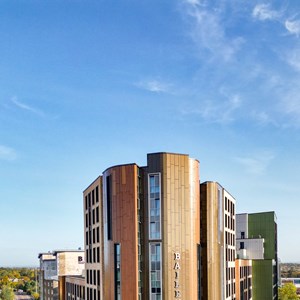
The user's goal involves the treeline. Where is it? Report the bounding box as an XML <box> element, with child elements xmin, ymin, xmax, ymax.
<box><xmin>0</xmin><ymin>268</ymin><xmax>39</xmax><ymax>300</ymax></box>
<box><xmin>281</xmin><ymin>263</ymin><xmax>300</xmax><ymax>278</ymax></box>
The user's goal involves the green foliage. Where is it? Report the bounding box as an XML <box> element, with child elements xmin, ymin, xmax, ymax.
<box><xmin>0</xmin><ymin>267</ymin><xmax>38</xmax><ymax>296</ymax></box>
<box><xmin>32</xmin><ymin>292</ymin><xmax>39</xmax><ymax>300</ymax></box>
<box><xmin>0</xmin><ymin>285</ymin><xmax>14</xmax><ymax>300</ymax></box>
<box><xmin>279</xmin><ymin>282</ymin><xmax>298</xmax><ymax>300</ymax></box>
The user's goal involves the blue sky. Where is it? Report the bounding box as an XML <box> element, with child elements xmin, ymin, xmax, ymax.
<box><xmin>0</xmin><ymin>0</ymin><xmax>300</xmax><ymax>266</ymax></box>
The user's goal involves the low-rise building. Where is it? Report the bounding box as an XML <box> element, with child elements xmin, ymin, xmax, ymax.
<box><xmin>65</xmin><ymin>276</ymin><xmax>85</xmax><ymax>300</ymax></box>
<box><xmin>38</xmin><ymin>250</ymin><xmax>85</xmax><ymax>300</ymax></box>
<box><xmin>235</xmin><ymin>259</ymin><xmax>252</xmax><ymax>300</ymax></box>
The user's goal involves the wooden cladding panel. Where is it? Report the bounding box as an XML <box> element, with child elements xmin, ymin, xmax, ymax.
<box><xmin>103</xmin><ymin>164</ymin><xmax>139</xmax><ymax>300</ymax></box>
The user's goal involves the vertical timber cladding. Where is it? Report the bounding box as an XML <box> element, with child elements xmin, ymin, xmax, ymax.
<box><xmin>102</xmin><ymin>164</ymin><xmax>139</xmax><ymax>300</ymax></box>
<box><xmin>200</xmin><ymin>182</ymin><xmax>223</xmax><ymax>300</ymax></box>
<box><xmin>147</xmin><ymin>153</ymin><xmax>200</xmax><ymax>299</ymax></box>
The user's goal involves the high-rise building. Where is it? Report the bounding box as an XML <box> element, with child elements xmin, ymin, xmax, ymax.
<box><xmin>83</xmin><ymin>152</ymin><xmax>200</xmax><ymax>299</ymax></box>
<box><xmin>83</xmin><ymin>176</ymin><xmax>102</xmax><ymax>300</ymax></box>
<box><xmin>38</xmin><ymin>152</ymin><xmax>279</xmax><ymax>300</ymax></box>
<box><xmin>200</xmin><ymin>182</ymin><xmax>236</xmax><ymax>300</ymax></box>
<box><xmin>236</xmin><ymin>212</ymin><xmax>278</xmax><ymax>300</ymax></box>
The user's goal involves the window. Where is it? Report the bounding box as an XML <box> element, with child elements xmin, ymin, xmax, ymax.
<box><xmin>85</xmin><ymin>213</ymin><xmax>88</xmax><ymax>228</ymax></box>
<box><xmin>97</xmin><ymin>247</ymin><xmax>100</xmax><ymax>263</ymax></box>
<box><xmin>115</xmin><ymin>244</ymin><xmax>121</xmax><ymax>300</ymax></box>
<box><xmin>240</xmin><ymin>242</ymin><xmax>244</xmax><ymax>250</ymax></box>
<box><xmin>149</xmin><ymin>174</ymin><xmax>161</xmax><ymax>240</ymax></box>
<box><xmin>106</xmin><ymin>175</ymin><xmax>112</xmax><ymax>240</ymax></box>
<box><xmin>241</xmin><ymin>231</ymin><xmax>245</xmax><ymax>239</ymax></box>
<box><xmin>96</xmin><ymin>227</ymin><xmax>100</xmax><ymax>243</ymax></box>
<box><xmin>96</xmin><ymin>207</ymin><xmax>99</xmax><ymax>223</ymax></box>
<box><xmin>96</xmin><ymin>186</ymin><xmax>99</xmax><ymax>203</ymax></box>
<box><xmin>149</xmin><ymin>243</ymin><xmax>162</xmax><ymax>299</ymax></box>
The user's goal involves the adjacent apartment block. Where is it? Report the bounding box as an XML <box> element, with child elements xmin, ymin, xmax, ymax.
<box><xmin>83</xmin><ymin>152</ymin><xmax>200</xmax><ymax>299</ymax></box>
<box><xmin>200</xmin><ymin>181</ymin><xmax>236</xmax><ymax>300</ymax></box>
<box><xmin>235</xmin><ymin>259</ymin><xmax>252</xmax><ymax>300</ymax></box>
<box><xmin>38</xmin><ymin>250</ymin><xmax>85</xmax><ymax>300</ymax></box>
<box><xmin>38</xmin><ymin>253</ymin><xmax>57</xmax><ymax>300</ymax></box>
<box><xmin>236</xmin><ymin>212</ymin><xmax>278</xmax><ymax>300</ymax></box>
<box><xmin>65</xmin><ymin>276</ymin><xmax>85</xmax><ymax>300</ymax></box>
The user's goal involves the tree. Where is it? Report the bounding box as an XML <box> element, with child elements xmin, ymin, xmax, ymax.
<box><xmin>279</xmin><ymin>282</ymin><xmax>298</xmax><ymax>300</ymax></box>
<box><xmin>32</xmin><ymin>292</ymin><xmax>39</xmax><ymax>300</ymax></box>
<box><xmin>0</xmin><ymin>285</ymin><xmax>14</xmax><ymax>300</ymax></box>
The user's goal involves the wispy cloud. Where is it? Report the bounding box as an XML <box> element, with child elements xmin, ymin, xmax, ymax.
<box><xmin>234</xmin><ymin>151</ymin><xmax>275</xmax><ymax>175</ymax></box>
<box><xmin>181</xmin><ymin>0</ymin><xmax>244</xmax><ymax>62</ymax></box>
<box><xmin>11</xmin><ymin>97</ymin><xmax>44</xmax><ymax>117</ymax></box>
<box><xmin>279</xmin><ymin>84</ymin><xmax>300</xmax><ymax>122</ymax></box>
<box><xmin>181</xmin><ymin>92</ymin><xmax>242</xmax><ymax>124</ymax></box>
<box><xmin>251</xmin><ymin>111</ymin><xmax>277</xmax><ymax>127</ymax></box>
<box><xmin>285</xmin><ymin>47</ymin><xmax>300</xmax><ymax>72</ymax></box>
<box><xmin>285</xmin><ymin>19</ymin><xmax>300</xmax><ymax>37</ymax></box>
<box><xmin>136</xmin><ymin>79</ymin><xmax>171</xmax><ymax>93</ymax></box>
<box><xmin>0</xmin><ymin>145</ymin><xmax>17</xmax><ymax>161</ymax></box>
<box><xmin>183</xmin><ymin>0</ymin><xmax>200</xmax><ymax>5</ymax></box>
<box><xmin>252</xmin><ymin>4</ymin><xmax>280</xmax><ymax>21</ymax></box>
<box><xmin>252</xmin><ymin>4</ymin><xmax>300</xmax><ymax>37</ymax></box>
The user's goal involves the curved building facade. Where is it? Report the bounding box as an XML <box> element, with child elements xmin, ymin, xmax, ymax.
<box><xmin>83</xmin><ymin>152</ymin><xmax>201</xmax><ymax>300</ymax></box>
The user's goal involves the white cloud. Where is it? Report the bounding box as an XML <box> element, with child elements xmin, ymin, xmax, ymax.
<box><xmin>285</xmin><ymin>19</ymin><xmax>300</xmax><ymax>37</ymax></box>
<box><xmin>0</xmin><ymin>145</ymin><xmax>17</xmax><ymax>161</ymax></box>
<box><xmin>136</xmin><ymin>80</ymin><xmax>171</xmax><ymax>93</ymax></box>
<box><xmin>252</xmin><ymin>4</ymin><xmax>280</xmax><ymax>21</ymax></box>
<box><xmin>280</xmin><ymin>87</ymin><xmax>300</xmax><ymax>118</ymax></box>
<box><xmin>181</xmin><ymin>92</ymin><xmax>242</xmax><ymax>124</ymax></box>
<box><xmin>285</xmin><ymin>48</ymin><xmax>300</xmax><ymax>72</ymax></box>
<box><xmin>234</xmin><ymin>151</ymin><xmax>275</xmax><ymax>175</ymax></box>
<box><xmin>182</xmin><ymin>1</ymin><xmax>244</xmax><ymax>62</ymax></box>
<box><xmin>11</xmin><ymin>97</ymin><xmax>44</xmax><ymax>116</ymax></box>
<box><xmin>251</xmin><ymin>111</ymin><xmax>276</xmax><ymax>126</ymax></box>
<box><xmin>183</xmin><ymin>0</ymin><xmax>201</xmax><ymax>5</ymax></box>
<box><xmin>252</xmin><ymin>4</ymin><xmax>300</xmax><ymax>37</ymax></box>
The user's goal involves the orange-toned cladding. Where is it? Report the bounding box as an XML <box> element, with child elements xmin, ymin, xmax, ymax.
<box><xmin>146</xmin><ymin>153</ymin><xmax>200</xmax><ymax>299</ymax></box>
<box><xmin>235</xmin><ymin>259</ymin><xmax>252</xmax><ymax>300</ymax></box>
<box><xmin>102</xmin><ymin>164</ymin><xmax>139</xmax><ymax>300</ymax></box>
<box><xmin>200</xmin><ymin>182</ymin><xmax>224</xmax><ymax>300</ymax></box>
